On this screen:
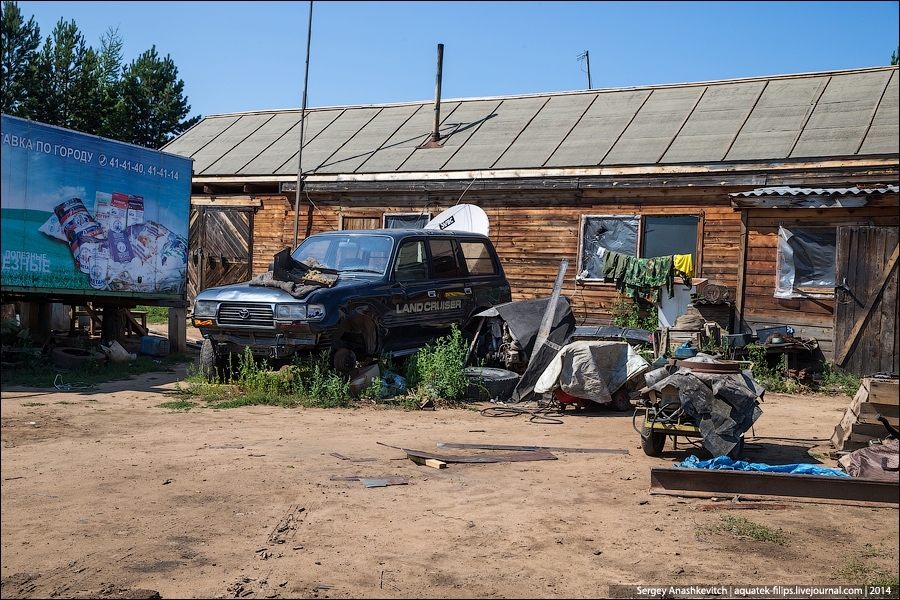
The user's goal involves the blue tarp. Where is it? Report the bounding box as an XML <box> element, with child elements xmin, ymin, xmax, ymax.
<box><xmin>676</xmin><ymin>455</ymin><xmax>850</xmax><ymax>477</ymax></box>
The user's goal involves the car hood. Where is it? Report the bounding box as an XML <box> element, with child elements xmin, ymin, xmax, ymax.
<box><xmin>195</xmin><ymin>274</ymin><xmax>380</xmax><ymax>303</ymax></box>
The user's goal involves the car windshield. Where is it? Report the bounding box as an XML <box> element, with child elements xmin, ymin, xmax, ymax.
<box><xmin>291</xmin><ymin>233</ymin><xmax>394</xmax><ymax>275</ymax></box>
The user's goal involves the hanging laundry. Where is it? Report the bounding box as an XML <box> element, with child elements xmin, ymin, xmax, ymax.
<box><xmin>673</xmin><ymin>253</ymin><xmax>694</xmax><ymax>287</ymax></box>
<box><xmin>601</xmin><ymin>249</ymin><xmax>629</xmax><ymax>282</ymax></box>
<box><xmin>622</xmin><ymin>254</ymin><xmax>675</xmax><ymax>304</ymax></box>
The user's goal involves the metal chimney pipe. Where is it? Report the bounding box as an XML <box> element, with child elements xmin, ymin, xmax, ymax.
<box><xmin>430</xmin><ymin>43</ymin><xmax>444</xmax><ymax>144</ymax></box>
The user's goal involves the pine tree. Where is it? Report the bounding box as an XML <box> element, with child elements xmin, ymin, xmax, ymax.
<box><xmin>1</xmin><ymin>0</ymin><xmax>41</xmax><ymax>115</ymax></box>
<box><xmin>117</xmin><ymin>45</ymin><xmax>200</xmax><ymax>148</ymax></box>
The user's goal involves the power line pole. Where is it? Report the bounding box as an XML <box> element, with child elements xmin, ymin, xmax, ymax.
<box><xmin>577</xmin><ymin>50</ymin><xmax>591</xmax><ymax>90</ymax></box>
<box><xmin>293</xmin><ymin>0</ymin><xmax>313</xmax><ymax>249</ymax></box>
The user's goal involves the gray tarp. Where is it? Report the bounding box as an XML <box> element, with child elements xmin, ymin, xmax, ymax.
<box><xmin>534</xmin><ymin>340</ymin><xmax>650</xmax><ymax>405</ymax></box>
<box><xmin>646</xmin><ymin>354</ymin><xmax>763</xmax><ymax>457</ymax></box>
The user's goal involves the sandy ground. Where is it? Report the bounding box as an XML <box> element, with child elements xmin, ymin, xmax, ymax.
<box><xmin>1</xmin><ymin>350</ymin><xmax>898</xmax><ymax>599</ymax></box>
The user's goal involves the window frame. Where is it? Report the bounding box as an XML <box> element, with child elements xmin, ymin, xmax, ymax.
<box><xmin>576</xmin><ymin>213</ymin><xmax>701</xmax><ymax>283</ymax></box>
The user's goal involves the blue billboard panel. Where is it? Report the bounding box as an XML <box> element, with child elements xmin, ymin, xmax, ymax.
<box><xmin>1</xmin><ymin>115</ymin><xmax>193</xmax><ymax>299</ymax></box>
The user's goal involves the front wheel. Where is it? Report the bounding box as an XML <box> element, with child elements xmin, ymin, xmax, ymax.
<box><xmin>640</xmin><ymin>425</ymin><xmax>666</xmax><ymax>456</ymax></box>
<box><xmin>199</xmin><ymin>339</ymin><xmax>228</xmax><ymax>382</ymax></box>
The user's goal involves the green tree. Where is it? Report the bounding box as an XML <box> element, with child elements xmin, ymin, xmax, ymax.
<box><xmin>93</xmin><ymin>26</ymin><xmax>124</xmax><ymax>138</ymax></box>
<box><xmin>891</xmin><ymin>46</ymin><xmax>899</xmax><ymax>66</ymax></box>
<box><xmin>23</xmin><ymin>17</ymin><xmax>100</xmax><ymax>132</ymax></box>
<box><xmin>116</xmin><ymin>45</ymin><xmax>200</xmax><ymax>148</ymax></box>
<box><xmin>1</xmin><ymin>0</ymin><xmax>41</xmax><ymax>115</ymax></box>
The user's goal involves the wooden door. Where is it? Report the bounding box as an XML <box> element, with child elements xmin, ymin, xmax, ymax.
<box><xmin>342</xmin><ymin>216</ymin><xmax>380</xmax><ymax>230</ymax></box>
<box><xmin>187</xmin><ymin>206</ymin><xmax>254</xmax><ymax>304</ymax></box>
<box><xmin>833</xmin><ymin>226</ymin><xmax>899</xmax><ymax>376</ymax></box>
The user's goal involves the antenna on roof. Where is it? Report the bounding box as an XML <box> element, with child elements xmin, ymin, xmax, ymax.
<box><xmin>577</xmin><ymin>50</ymin><xmax>592</xmax><ymax>90</ymax></box>
<box><xmin>293</xmin><ymin>1</ymin><xmax>314</xmax><ymax>248</ymax></box>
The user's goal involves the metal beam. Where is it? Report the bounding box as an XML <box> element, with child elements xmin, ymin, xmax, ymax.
<box><xmin>649</xmin><ymin>467</ymin><xmax>899</xmax><ymax>508</ymax></box>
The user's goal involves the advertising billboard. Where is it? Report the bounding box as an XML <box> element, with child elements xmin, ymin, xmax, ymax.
<box><xmin>1</xmin><ymin>114</ymin><xmax>193</xmax><ymax>301</ymax></box>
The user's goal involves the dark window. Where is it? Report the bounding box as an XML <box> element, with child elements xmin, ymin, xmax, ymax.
<box><xmin>775</xmin><ymin>226</ymin><xmax>836</xmax><ymax>298</ymax></box>
<box><xmin>428</xmin><ymin>239</ymin><xmax>465</xmax><ymax>279</ymax></box>
<box><xmin>460</xmin><ymin>240</ymin><xmax>498</xmax><ymax>275</ymax></box>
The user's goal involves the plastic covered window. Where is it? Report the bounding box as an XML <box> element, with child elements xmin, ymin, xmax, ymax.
<box><xmin>775</xmin><ymin>226</ymin><xmax>836</xmax><ymax>298</ymax></box>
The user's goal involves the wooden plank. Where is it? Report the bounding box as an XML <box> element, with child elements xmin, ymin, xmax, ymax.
<box><xmin>868</xmin><ymin>379</ymin><xmax>900</xmax><ymax>406</ymax></box>
<box><xmin>849</xmin><ymin>422</ymin><xmax>894</xmax><ymax>439</ymax></box>
<box><xmin>830</xmin><ymin>383</ymin><xmax>868</xmax><ymax>450</ymax></box>
<box><xmin>407</xmin><ymin>455</ymin><xmax>447</xmax><ymax>469</ymax></box>
<box><xmin>859</xmin><ymin>402</ymin><xmax>900</xmax><ymax>425</ymax></box>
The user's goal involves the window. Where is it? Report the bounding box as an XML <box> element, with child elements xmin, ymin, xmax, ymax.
<box><xmin>384</xmin><ymin>213</ymin><xmax>431</xmax><ymax>229</ymax></box>
<box><xmin>428</xmin><ymin>239</ymin><xmax>465</xmax><ymax>279</ymax></box>
<box><xmin>460</xmin><ymin>240</ymin><xmax>498</xmax><ymax>276</ymax></box>
<box><xmin>394</xmin><ymin>240</ymin><xmax>427</xmax><ymax>281</ymax></box>
<box><xmin>578</xmin><ymin>214</ymin><xmax>698</xmax><ymax>281</ymax></box>
<box><xmin>775</xmin><ymin>226</ymin><xmax>836</xmax><ymax>298</ymax></box>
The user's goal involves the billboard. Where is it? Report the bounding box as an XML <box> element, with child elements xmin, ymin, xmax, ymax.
<box><xmin>1</xmin><ymin>115</ymin><xmax>193</xmax><ymax>300</ymax></box>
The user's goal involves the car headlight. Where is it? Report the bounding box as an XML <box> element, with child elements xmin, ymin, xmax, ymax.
<box><xmin>193</xmin><ymin>300</ymin><xmax>218</xmax><ymax>317</ymax></box>
<box><xmin>276</xmin><ymin>303</ymin><xmax>307</xmax><ymax>319</ymax></box>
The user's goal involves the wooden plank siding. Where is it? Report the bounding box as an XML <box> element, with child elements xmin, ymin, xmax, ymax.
<box><xmin>233</xmin><ymin>187</ymin><xmax>743</xmax><ymax>330</ymax></box>
<box><xmin>737</xmin><ymin>200</ymin><xmax>900</xmax><ymax>361</ymax></box>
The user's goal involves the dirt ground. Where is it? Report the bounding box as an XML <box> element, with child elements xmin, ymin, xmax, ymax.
<box><xmin>1</xmin><ymin>347</ymin><xmax>898</xmax><ymax>599</ymax></box>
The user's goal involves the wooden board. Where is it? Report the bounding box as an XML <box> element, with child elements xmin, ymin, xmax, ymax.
<box><xmin>868</xmin><ymin>379</ymin><xmax>899</xmax><ymax>406</ymax></box>
<box><xmin>859</xmin><ymin>402</ymin><xmax>900</xmax><ymax>426</ymax></box>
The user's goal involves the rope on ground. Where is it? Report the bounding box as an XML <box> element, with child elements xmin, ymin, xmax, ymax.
<box><xmin>480</xmin><ymin>404</ymin><xmax>565</xmax><ymax>424</ymax></box>
<box><xmin>53</xmin><ymin>374</ymin><xmax>96</xmax><ymax>391</ymax></box>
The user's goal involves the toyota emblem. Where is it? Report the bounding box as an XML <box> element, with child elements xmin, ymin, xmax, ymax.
<box><xmin>238</xmin><ymin>308</ymin><xmax>251</xmax><ymax>320</ymax></box>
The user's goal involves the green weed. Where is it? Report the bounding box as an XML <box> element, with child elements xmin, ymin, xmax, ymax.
<box><xmin>610</xmin><ymin>293</ymin><xmax>657</xmax><ymax>331</ymax></box>
<box><xmin>716</xmin><ymin>515</ymin><xmax>789</xmax><ymax>545</ymax></box>
<box><xmin>22</xmin><ymin>402</ymin><xmax>45</xmax><ymax>407</ymax></box>
<box><xmin>156</xmin><ymin>400</ymin><xmax>196</xmax><ymax>411</ymax></box>
<box><xmin>819</xmin><ymin>362</ymin><xmax>861</xmax><ymax>397</ymax></box>
<box><xmin>135</xmin><ymin>305</ymin><xmax>170</xmax><ymax>325</ymax></box>
<box><xmin>405</xmin><ymin>324</ymin><xmax>469</xmax><ymax>401</ymax></box>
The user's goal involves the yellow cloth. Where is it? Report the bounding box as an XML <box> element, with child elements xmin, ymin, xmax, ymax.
<box><xmin>673</xmin><ymin>253</ymin><xmax>694</xmax><ymax>279</ymax></box>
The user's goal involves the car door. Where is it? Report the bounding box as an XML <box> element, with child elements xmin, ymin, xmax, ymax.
<box><xmin>385</xmin><ymin>238</ymin><xmax>437</xmax><ymax>350</ymax></box>
<box><xmin>423</xmin><ymin>237</ymin><xmax>472</xmax><ymax>333</ymax></box>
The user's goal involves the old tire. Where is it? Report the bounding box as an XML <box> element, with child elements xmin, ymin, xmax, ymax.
<box><xmin>640</xmin><ymin>426</ymin><xmax>666</xmax><ymax>456</ymax></box>
<box><xmin>610</xmin><ymin>389</ymin><xmax>632</xmax><ymax>412</ymax></box>
<box><xmin>333</xmin><ymin>348</ymin><xmax>358</xmax><ymax>374</ymax></box>
<box><xmin>50</xmin><ymin>347</ymin><xmax>101</xmax><ymax>370</ymax></box>
<box><xmin>464</xmin><ymin>367</ymin><xmax>519</xmax><ymax>402</ymax></box>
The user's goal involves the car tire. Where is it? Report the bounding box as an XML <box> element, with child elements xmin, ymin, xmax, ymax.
<box><xmin>464</xmin><ymin>367</ymin><xmax>519</xmax><ymax>402</ymax></box>
<box><xmin>199</xmin><ymin>339</ymin><xmax>228</xmax><ymax>382</ymax></box>
<box><xmin>332</xmin><ymin>348</ymin><xmax>357</xmax><ymax>373</ymax></box>
<box><xmin>50</xmin><ymin>347</ymin><xmax>100</xmax><ymax>370</ymax></box>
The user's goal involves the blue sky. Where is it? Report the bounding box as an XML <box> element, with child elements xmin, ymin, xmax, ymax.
<box><xmin>15</xmin><ymin>1</ymin><xmax>900</xmax><ymax>120</ymax></box>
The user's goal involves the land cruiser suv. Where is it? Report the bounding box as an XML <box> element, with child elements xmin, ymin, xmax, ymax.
<box><xmin>192</xmin><ymin>229</ymin><xmax>511</xmax><ymax>377</ymax></box>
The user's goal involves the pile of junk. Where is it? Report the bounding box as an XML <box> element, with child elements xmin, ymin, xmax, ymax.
<box><xmin>469</xmin><ymin>294</ymin><xmax>764</xmax><ymax>460</ymax></box>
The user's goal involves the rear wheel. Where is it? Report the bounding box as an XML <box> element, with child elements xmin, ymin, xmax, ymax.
<box><xmin>332</xmin><ymin>347</ymin><xmax>358</xmax><ymax>373</ymax></box>
<box><xmin>640</xmin><ymin>425</ymin><xmax>666</xmax><ymax>456</ymax></box>
<box><xmin>610</xmin><ymin>389</ymin><xmax>632</xmax><ymax>412</ymax></box>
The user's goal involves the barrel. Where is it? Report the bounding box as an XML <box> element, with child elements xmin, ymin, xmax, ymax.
<box><xmin>140</xmin><ymin>335</ymin><xmax>170</xmax><ymax>357</ymax></box>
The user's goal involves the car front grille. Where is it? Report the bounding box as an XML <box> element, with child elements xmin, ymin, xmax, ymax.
<box><xmin>218</xmin><ymin>303</ymin><xmax>274</xmax><ymax>328</ymax></box>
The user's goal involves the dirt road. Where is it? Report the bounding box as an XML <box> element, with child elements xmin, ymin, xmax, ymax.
<box><xmin>1</xmin><ymin>360</ymin><xmax>897</xmax><ymax>599</ymax></box>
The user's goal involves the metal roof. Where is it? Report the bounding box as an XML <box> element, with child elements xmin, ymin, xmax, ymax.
<box><xmin>730</xmin><ymin>185</ymin><xmax>900</xmax><ymax>197</ymax></box>
<box><xmin>163</xmin><ymin>66</ymin><xmax>899</xmax><ymax>179</ymax></box>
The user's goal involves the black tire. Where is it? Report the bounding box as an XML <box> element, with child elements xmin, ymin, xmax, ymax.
<box><xmin>464</xmin><ymin>367</ymin><xmax>519</xmax><ymax>402</ymax></box>
<box><xmin>332</xmin><ymin>348</ymin><xmax>358</xmax><ymax>373</ymax></box>
<box><xmin>610</xmin><ymin>389</ymin><xmax>632</xmax><ymax>412</ymax></box>
<box><xmin>50</xmin><ymin>347</ymin><xmax>102</xmax><ymax>370</ymax></box>
<box><xmin>727</xmin><ymin>436</ymin><xmax>745</xmax><ymax>461</ymax></box>
<box><xmin>640</xmin><ymin>425</ymin><xmax>666</xmax><ymax>456</ymax></box>
<box><xmin>199</xmin><ymin>339</ymin><xmax>228</xmax><ymax>382</ymax></box>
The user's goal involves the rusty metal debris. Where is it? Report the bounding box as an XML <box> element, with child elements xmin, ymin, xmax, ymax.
<box><xmin>329</xmin><ymin>476</ymin><xmax>407</xmax><ymax>487</ymax></box>
<box><xmin>330</xmin><ymin>452</ymin><xmax>376</xmax><ymax>462</ymax></box>
<box><xmin>649</xmin><ymin>466</ymin><xmax>899</xmax><ymax>507</ymax></box>
<box><xmin>436</xmin><ymin>442</ymin><xmax>628</xmax><ymax>454</ymax></box>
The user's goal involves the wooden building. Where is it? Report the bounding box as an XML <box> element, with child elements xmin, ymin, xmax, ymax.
<box><xmin>163</xmin><ymin>66</ymin><xmax>899</xmax><ymax>373</ymax></box>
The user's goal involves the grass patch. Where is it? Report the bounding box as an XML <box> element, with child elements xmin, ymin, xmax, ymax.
<box><xmin>22</xmin><ymin>402</ymin><xmax>45</xmax><ymax>407</ymax></box>
<box><xmin>716</xmin><ymin>515</ymin><xmax>789</xmax><ymax>545</ymax></box>
<box><xmin>54</xmin><ymin>401</ymin><xmax>75</xmax><ymax>405</ymax></box>
<box><xmin>156</xmin><ymin>400</ymin><xmax>196</xmax><ymax>411</ymax></box>
<box><xmin>833</xmin><ymin>542</ymin><xmax>899</xmax><ymax>597</ymax></box>
<box><xmin>2</xmin><ymin>350</ymin><xmax>191</xmax><ymax>389</ymax></box>
<box><xmin>173</xmin><ymin>325</ymin><xmax>474</xmax><ymax>411</ymax></box>
<box><xmin>135</xmin><ymin>305</ymin><xmax>170</xmax><ymax>325</ymax></box>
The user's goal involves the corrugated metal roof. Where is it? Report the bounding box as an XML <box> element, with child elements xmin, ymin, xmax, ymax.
<box><xmin>162</xmin><ymin>66</ymin><xmax>899</xmax><ymax>178</ymax></box>
<box><xmin>730</xmin><ymin>185</ymin><xmax>899</xmax><ymax>197</ymax></box>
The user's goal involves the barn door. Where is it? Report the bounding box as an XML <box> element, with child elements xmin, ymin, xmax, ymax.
<box><xmin>833</xmin><ymin>226</ymin><xmax>899</xmax><ymax>376</ymax></box>
<box><xmin>187</xmin><ymin>206</ymin><xmax>254</xmax><ymax>304</ymax></box>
